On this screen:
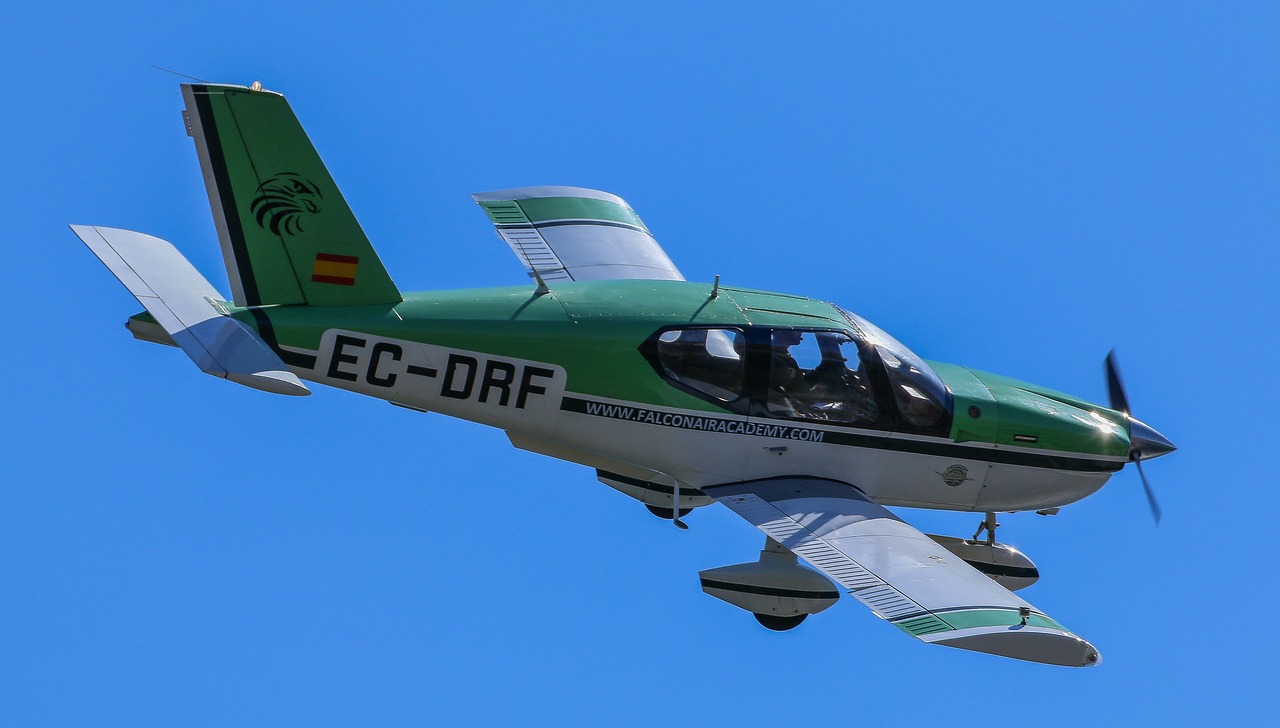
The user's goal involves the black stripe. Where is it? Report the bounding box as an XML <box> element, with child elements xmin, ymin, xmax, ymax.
<box><xmin>406</xmin><ymin>365</ymin><xmax>438</xmax><ymax>378</ymax></box>
<box><xmin>193</xmin><ymin>89</ymin><xmax>261</xmax><ymax>307</ymax></box>
<box><xmin>818</xmin><ymin>429</ymin><xmax>1122</xmax><ymax>473</ymax></box>
<box><xmin>247</xmin><ymin>309</ymin><xmax>316</xmax><ymax>369</ymax></box>
<box><xmin>962</xmin><ymin>560</ymin><xmax>1039</xmax><ymax>580</ymax></box>
<box><xmin>564</xmin><ymin>396</ymin><xmax>1122</xmax><ymax>474</ymax></box>
<box><xmin>700</xmin><ymin>578</ymin><xmax>839</xmax><ymax>601</ymax></box>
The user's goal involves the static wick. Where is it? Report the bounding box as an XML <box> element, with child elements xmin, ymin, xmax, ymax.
<box><xmin>711</xmin><ymin>274</ymin><xmax>721</xmax><ymax>299</ymax></box>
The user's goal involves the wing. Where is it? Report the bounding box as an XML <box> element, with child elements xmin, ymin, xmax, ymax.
<box><xmin>703</xmin><ymin>478</ymin><xmax>1100</xmax><ymax>667</ymax></box>
<box><xmin>472</xmin><ymin>186</ymin><xmax>684</xmax><ymax>282</ymax></box>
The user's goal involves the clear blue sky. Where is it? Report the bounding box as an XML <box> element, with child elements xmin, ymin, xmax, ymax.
<box><xmin>3</xmin><ymin>2</ymin><xmax>1275</xmax><ymax>725</ymax></box>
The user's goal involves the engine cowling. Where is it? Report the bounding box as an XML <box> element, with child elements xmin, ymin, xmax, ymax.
<box><xmin>699</xmin><ymin>539</ymin><xmax>840</xmax><ymax>630</ymax></box>
<box><xmin>927</xmin><ymin>534</ymin><xmax>1039</xmax><ymax>591</ymax></box>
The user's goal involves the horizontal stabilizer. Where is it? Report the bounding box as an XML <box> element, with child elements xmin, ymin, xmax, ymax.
<box><xmin>473</xmin><ymin>187</ymin><xmax>684</xmax><ymax>283</ymax></box>
<box><xmin>71</xmin><ymin>225</ymin><xmax>309</xmax><ymax>396</ymax></box>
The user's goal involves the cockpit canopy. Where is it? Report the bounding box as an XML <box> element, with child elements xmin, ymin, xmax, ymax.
<box><xmin>644</xmin><ymin>311</ymin><xmax>953</xmax><ymax>437</ymax></box>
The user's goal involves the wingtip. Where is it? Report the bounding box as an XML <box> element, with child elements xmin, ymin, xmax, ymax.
<box><xmin>929</xmin><ymin>627</ymin><xmax>1102</xmax><ymax>667</ymax></box>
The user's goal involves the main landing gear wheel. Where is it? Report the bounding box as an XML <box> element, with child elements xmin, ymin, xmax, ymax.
<box><xmin>645</xmin><ymin>504</ymin><xmax>693</xmax><ymax>520</ymax></box>
<box><xmin>754</xmin><ymin>613</ymin><xmax>807</xmax><ymax>631</ymax></box>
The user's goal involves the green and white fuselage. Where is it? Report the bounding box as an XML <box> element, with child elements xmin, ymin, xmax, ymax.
<box><xmin>178</xmin><ymin>280</ymin><xmax>1130</xmax><ymax>514</ymax></box>
<box><xmin>75</xmin><ymin>81</ymin><xmax>1175</xmax><ymax>669</ymax></box>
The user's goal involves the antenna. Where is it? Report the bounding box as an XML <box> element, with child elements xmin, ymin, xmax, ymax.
<box><xmin>149</xmin><ymin>65</ymin><xmax>209</xmax><ymax>83</ymax></box>
<box><xmin>672</xmin><ymin>480</ymin><xmax>689</xmax><ymax>530</ymax></box>
<box><xmin>711</xmin><ymin>274</ymin><xmax>720</xmax><ymax>299</ymax></box>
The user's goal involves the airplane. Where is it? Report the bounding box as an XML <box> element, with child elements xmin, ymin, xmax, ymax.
<box><xmin>72</xmin><ymin>81</ymin><xmax>1176</xmax><ymax>668</ymax></box>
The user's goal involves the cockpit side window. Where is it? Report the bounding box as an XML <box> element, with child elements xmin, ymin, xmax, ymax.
<box><xmin>764</xmin><ymin>330</ymin><xmax>880</xmax><ymax>426</ymax></box>
<box><xmin>653</xmin><ymin>328</ymin><xmax>747</xmax><ymax>405</ymax></box>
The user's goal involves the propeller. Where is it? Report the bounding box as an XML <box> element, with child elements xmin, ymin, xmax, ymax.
<box><xmin>1105</xmin><ymin>350</ymin><xmax>1176</xmax><ymax>523</ymax></box>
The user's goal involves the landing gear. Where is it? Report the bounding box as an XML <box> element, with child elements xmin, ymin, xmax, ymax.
<box><xmin>972</xmin><ymin>511</ymin><xmax>999</xmax><ymax>545</ymax></box>
<box><xmin>670</xmin><ymin>480</ymin><xmax>689</xmax><ymax>529</ymax></box>
<box><xmin>644</xmin><ymin>480</ymin><xmax>692</xmax><ymax>526</ymax></box>
<box><xmin>754</xmin><ymin>613</ymin><xmax>807</xmax><ymax>631</ymax></box>
<box><xmin>645</xmin><ymin>504</ymin><xmax>693</xmax><ymax>520</ymax></box>
<box><xmin>700</xmin><ymin>537</ymin><xmax>840</xmax><ymax>629</ymax></box>
<box><xmin>933</xmin><ymin>513</ymin><xmax>1041</xmax><ymax>591</ymax></box>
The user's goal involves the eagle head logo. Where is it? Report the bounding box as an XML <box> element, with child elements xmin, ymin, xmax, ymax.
<box><xmin>250</xmin><ymin>173</ymin><xmax>324</xmax><ymax>236</ymax></box>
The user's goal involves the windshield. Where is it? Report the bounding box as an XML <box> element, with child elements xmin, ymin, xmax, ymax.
<box><xmin>839</xmin><ymin>308</ymin><xmax>953</xmax><ymax>432</ymax></box>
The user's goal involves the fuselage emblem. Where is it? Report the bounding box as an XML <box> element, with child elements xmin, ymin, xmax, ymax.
<box><xmin>937</xmin><ymin>464</ymin><xmax>973</xmax><ymax>487</ymax></box>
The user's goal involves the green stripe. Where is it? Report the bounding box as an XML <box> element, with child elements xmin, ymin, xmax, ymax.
<box><xmin>517</xmin><ymin>197</ymin><xmax>646</xmax><ymax>228</ymax></box>
<box><xmin>893</xmin><ymin>608</ymin><xmax>1066</xmax><ymax>636</ymax></box>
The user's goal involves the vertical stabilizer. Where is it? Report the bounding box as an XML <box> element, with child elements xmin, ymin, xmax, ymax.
<box><xmin>182</xmin><ymin>83</ymin><xmax>401</xmax><ymax>307</ymax></box>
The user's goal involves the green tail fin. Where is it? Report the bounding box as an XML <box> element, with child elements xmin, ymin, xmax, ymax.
<box><xmin>182</xmin><ymin>83</ymin><xmax>401</xmax><ymax>307</ymax></box>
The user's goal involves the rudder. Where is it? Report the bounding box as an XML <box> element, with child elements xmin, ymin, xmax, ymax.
<box><xmin>182</xmin><ymin>83</ymin><xmax>401</xmax><ymax>307</ymax></box>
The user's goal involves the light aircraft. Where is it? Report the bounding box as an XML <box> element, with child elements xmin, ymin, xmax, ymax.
<box><xmin>73</xmin><ymin>82</ymin><xmax>1175</xmax><ymax>667</ymax></box>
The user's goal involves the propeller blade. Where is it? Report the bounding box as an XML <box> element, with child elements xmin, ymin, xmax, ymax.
<box><xmin>1105</xmin><ymin>349</ymin><xmax>1130</xmax><ymax>415</ymax></box>
<box><xmin>1133</xmin><ymin>458</ymin><xmax>1162</xmax><ymax>525</ymax></box>
<box><xmin>1105</xmin><ymin>350</ymin><xmax>1170</xmax><ymax>524</ymax></box>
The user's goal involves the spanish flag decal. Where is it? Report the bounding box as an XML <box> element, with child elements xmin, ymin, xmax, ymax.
<box><xmin>311</xmin><ymin>253</ymin><xmax>358</xmax><ymax>286</ymax></box>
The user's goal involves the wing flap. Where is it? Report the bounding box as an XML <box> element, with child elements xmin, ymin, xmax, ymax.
<box><xmin>473</xmin><ymin>187</ymin><xmax>684</xmax><ymax>283</ymax></box>
<box><xmin>704</xmin><ymin>478</ymin><xmax>1100</xmax><ymax>667</ymax></box>
<box><xmin>71</xmin><ymin>225</ymin><xmax>309</xmax><ymax>396</ymax></box>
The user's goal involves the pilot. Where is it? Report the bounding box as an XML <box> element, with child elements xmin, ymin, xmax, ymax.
<box><xmin>768</xmin><ymin>330</ymin><xmax>811</xmax><ymax>416</ymax></box>
<box><xmin>805</xmin><ymin>339</ymin><xmax>878</xmax><ymax>424</ymax></box>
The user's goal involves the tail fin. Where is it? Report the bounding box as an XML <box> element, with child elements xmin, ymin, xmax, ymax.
<box><xmin>182</xmin><ymin>83</ymin><xmax>401</xmax><ymax>307</ymax></box>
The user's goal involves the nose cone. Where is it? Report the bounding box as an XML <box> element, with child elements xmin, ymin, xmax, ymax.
<box><xmin>1129</xmin><ymin>417</ymin><xmax>1176</xmax><ymax>460</ymax></box>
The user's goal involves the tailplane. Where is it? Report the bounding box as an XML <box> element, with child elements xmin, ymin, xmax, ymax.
<box><xmin>182</xmin><ymin>83</ymin><xmax>401</xmax><ymax>307</ymax></box>
<box><xmin>70</xmin><ymin>225</ymin><xmax>310</xmax><ymax>396</ymax></box>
